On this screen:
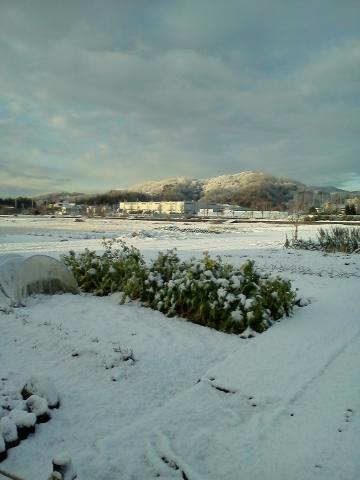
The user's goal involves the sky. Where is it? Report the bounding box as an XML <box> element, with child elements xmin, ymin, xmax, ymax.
<box><xmin>0</xmin><ymin>0</ymin><xmax>359</xmax><ymax>197</ymax></box>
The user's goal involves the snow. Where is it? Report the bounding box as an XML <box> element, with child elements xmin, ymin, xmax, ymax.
<box><xmin>0</xmin><ymin>417</ymin><xmax>18</xmax><ymax>444</ymax></box>
<box><xmin>0</xmin><ymin>216</ymin><xmax>359</xmax><ymax>479</ymax></box>
<box><xmin>52</xmin><ymin>452</ymin><xmax>77</xmax><ymax>480</ymax></box>
<box><xmin>7</xmin><ymin>410</ymin><xmax>36</xmax><ymax>428</ymax></box>
<box><xmin>53</xmin><ymin>452</ymin><xmax>71</xmax><ymax>466</ymax></box>
<box><xmin>26</xmin><ymin>395</ymin><xmax>49</xmax><ymax>417</ymax></box>
<box><xmin>22</xmin><ymin>376</ymin><xmax>60</xmax><ymax>408</ymax></box>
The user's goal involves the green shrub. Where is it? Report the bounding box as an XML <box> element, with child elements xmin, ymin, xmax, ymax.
<box><xmin>62</xmin><ymin>241</ymin><xmax>296</xmax><ymax>335</ymax></box>
<box><xmin>62</xmin><ymin>239</ymin><xmax>146</xmax><ymax>296</ymax></box>
<box><xmin>286</xmin><ymin>226</ymin><xmax>360</xmax><ymax>253</ymax></box>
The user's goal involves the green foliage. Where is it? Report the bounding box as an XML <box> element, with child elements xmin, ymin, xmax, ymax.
<box><xmin>62</xmin><ymin>241</ymin><xmax>296</xmax><ymax>335</ymax></box>
<box><xmin>307</xmin><ymin>206</ymin><xmax>318</xmax><ymax>215</ymax></box>
<box><xmin>303</xmin><ymin>215</ymin><xmax>320</xmax><ymax>222</ymax></box>
<box><xmin>285</xmin><ymin>226</ymin><xmax>360</xmax><ymax>254</ymax></box>
<box><xmin>345</xmin><ymin>204</ymin><xmax>356</xmax><ymax>216</ymax></box>
<box><xmin>317</xmin><ymin>227</ymin><xmax>360</xmax><ymax>253</ymax></box>
<box><xmin>0</xmin><ymin>196</ymin><xmax>33</xmax><ymax>211</ymax></box>
<box><xmin>62</xmin><ymin>239</ymin><xmax>146</xmax><ymax>296</ymax></box>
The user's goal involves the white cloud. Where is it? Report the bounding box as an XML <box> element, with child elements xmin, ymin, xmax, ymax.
<box><xmin>50</xmin><ymin>115</ymin><xmax>67</xmax><ymax>128</ymax></box>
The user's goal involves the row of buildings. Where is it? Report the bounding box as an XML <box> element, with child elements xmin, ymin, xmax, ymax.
<box><xmin>13</xmin><ymin>196</ymin><xmax>358</xmax><ymax>218</ymax></box>
<box><xmin>42</xmin><ymin>200</ymin><xmax>290</xmax><ymax>219</ymax></box>
<box><xmin>118</xmin><ymin>201</ymin><xmax>289</xmax><ymax>219</ymax></box>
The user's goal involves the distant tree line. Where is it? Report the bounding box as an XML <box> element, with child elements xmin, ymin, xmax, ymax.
<box><xmin>0</xmin><ymin>197</ymin><xmax>33</xmax><ymax>209</ymax></box>
<box><xmin>76</xmin><ymin>186</ymin><xmax>202</xmax><ymax>206</ymax></box>
<box><xmin>345</xmin><ymin>204</ymin><xmax>357</xmax><ymax>215</ymax></box>
<box><xmin>75</xmin><ymin>190</ymin><xmax>154</xmax><ymax>206</ymax></box>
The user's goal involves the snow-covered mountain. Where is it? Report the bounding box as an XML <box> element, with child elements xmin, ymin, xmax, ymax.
<box><xmin>129</xmin><ymin>171</ymin><xmax>306</xmax><ymax>208</ymax></box>
<box><xmin>129</xmin><ymin>176</ymin><xmax>204</xmax><ymax>200</ymax></box>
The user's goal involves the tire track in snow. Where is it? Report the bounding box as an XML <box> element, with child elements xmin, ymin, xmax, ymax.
<box><xmin>146</xmin><ymin>431</ymin><xmax>200</xmax><ymax>479</ymax></box>
<box><xmin>285</xmin><ymin>325</ymin><xmax>360</xmax><ymax>408</ymax></box>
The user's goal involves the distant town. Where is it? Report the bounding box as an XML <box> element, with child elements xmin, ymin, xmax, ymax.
<box><xmin>0</xmin><ymin>192</ymin><xmax>359</xmax><ymax>221</ymax></box>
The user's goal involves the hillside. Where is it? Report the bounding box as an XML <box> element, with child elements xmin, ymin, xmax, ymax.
<box><xmin>202</xmin><ymin>171</ymin><xmax>305</xmax><ymax>207</ymax></box>
<box><xmin>33</xmin><ymin>192</ymin><xmax>86</xmax><ymax>202</ymax></box>
<box><xmin>129</xmin><ymin>171</ymin><xmax>306</xmax><ymax>208</ymax></box>
<box><xmin>30</xmin><ymin>173</ymin><xmax>357</xmax><ymax>210</ymax></box>
<box><xmin>311</xmin><ymin>186</ymin><xmax>360</xmax><ymax>196</ymax></box>
<box><xmin>129</xmin><ymin>176</ymin><xmax>204</xmax><ymax>201</ymax></box>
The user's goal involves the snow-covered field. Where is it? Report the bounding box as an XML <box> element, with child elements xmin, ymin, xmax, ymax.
<box><xmin>1</xmin><ymin>216</ymin><xmax>359</xmax><ymax>479</ymax></box>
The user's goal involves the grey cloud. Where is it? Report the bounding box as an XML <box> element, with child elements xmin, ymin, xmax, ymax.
<box><xmin>0</xmin><ymin>155</ymin><xmax>75</xmax><ymax>196</ymax></box>
<box><xmin>0</xmin><ymin>0</ymin><xmax>359</xmax><ymax>194</ymax></box>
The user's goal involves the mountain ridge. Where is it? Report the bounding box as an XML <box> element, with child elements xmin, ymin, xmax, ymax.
<box><xmin>29</xmin><ymin>172</ymin><xmax>359</xmax><ymax>209</ymax></box>
<box><xmin>128</xmin><ymin>171</ymin><xmax>306</xmax><ymax>208</ymax></box>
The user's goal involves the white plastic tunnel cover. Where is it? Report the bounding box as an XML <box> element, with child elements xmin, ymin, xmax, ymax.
<box><xmin>0</xmin><ymin>254</ymin><xmax>79</xmax><ymax>307</ymax></box>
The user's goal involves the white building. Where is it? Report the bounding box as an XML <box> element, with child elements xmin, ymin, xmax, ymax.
<box><xmin>119</xmin><ymin>201</ymin><xmax>197</xmax><ymax>216</ymax></box>
<box><xmin>198</xmin><ymin>207</ymin><xmax>288</xmax><ymax>219</ymax></box>
<box><xmin>249</xmin><ymin>210</ymin><xmax>289</xmax><ymax>219</ymax></box>
<box><xmin>49</xmin><ymin>201</ymin><xmax>77</xmax><ymax>215</ymax></box>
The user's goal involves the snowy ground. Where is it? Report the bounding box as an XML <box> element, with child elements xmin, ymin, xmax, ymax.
<box><xmin>1</xmin><ymin>216</ymin><xmax>359</xmax><ymax>479</ymax></box>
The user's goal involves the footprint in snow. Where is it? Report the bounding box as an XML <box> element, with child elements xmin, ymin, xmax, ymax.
<box><xmin>337</xmin><ymin>408</ymin><xmax>355</xmax><ymax>432</ymax></box>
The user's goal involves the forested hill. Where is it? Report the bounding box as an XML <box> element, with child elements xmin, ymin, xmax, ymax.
<box><xmin>128</xmin><ymin>171</ymin><xmax>306</xmax><ymax>209</ymax></box>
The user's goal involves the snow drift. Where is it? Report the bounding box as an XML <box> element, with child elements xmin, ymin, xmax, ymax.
<box><xmin>0</xmin><ymin>254</ymin><xmax>79</xmax><ymax>307</ymax></box>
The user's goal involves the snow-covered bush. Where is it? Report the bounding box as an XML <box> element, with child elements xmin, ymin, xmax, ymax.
<box><xmin>136</xmin><ymin>250</ymin><xmax>295</xmax><ymax>334</ymax></box>
<box><xmin>62</xmin><ymin>239</ymin><xmax>146</xmax><ymax>296</ymax></box>
<box><xmin>317</xmin><ymin>227</ymin><xmax>360</xmax><ymax>253</ymax></box>
<box><xmin>7</xmin><ymin>409</ymin><xmax>36</xmax><ymax>440</ymax></box>
<box><xmin>0</xmin><ymin>416</ymin><xmax>18</xmax><ymax>449</ymax></box>
<box><xmin>26</xmin><ymin>395</ymin><xmax>50</xmax><ymax>423</ymax></box>
<box><xmin>286</xmin><ymin>227</ymin><xmax>360</xmax><ymax>254</ymax></box>
<box><xmin>51</xmin><ymin>452</ymin><xmax>77</xmax><ymax>480</ymax></box>
<box><xmin>63</xmin><ymin>242</ymin><xmax>295</xmax><ymax>335</ymax></box>
<box><xmin>21</xmin><ymin>376</ymin><xmax>60</xmax><ymax>409</ymax></box>
<box><xmin>0</xmin><ymin>376</ymin><xmax>59</xmax><ymax>462</ymax></box>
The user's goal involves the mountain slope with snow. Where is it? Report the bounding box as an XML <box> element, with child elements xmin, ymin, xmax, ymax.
<box><xmin>202</xmin><ymin>171</ymin><xmax>304</xmax><ymax>206</ymax></box>
<box><xmin>129</xmin><ymin>170</ymin><xmax>305</xmax><ymax>207</ymax></box>
<box><xmin>129</xmin><ymin>176</ymin><xmax>204</xmax><ymax>200</ymax></box>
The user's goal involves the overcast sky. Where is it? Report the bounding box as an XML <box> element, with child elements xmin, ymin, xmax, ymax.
<box><xmin>1</xmin><ymin>0</ymin><xmax>359</xmax><ymax>196</ymax></box>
